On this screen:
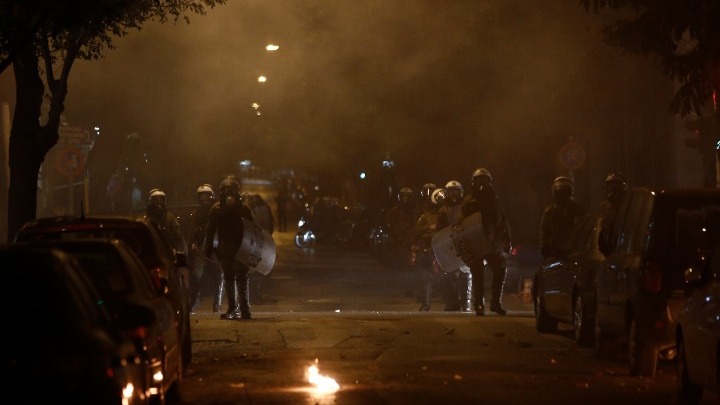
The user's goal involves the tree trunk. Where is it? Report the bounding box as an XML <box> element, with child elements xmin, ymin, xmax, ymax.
<box><xmin>6</xmin><ymin>46</ymin><xmax>57</xmax><ymax>241</ymax></box>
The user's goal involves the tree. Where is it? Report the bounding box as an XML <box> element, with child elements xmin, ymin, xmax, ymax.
<box><xmin>5</xmin><ymin>0</ymin><xmax>226</xmax><ymax>241</ymax></box>
<box><xmin>581</xmin><ymin>0</ymin><xmax>720</xmax><ymax>186</ymax></box>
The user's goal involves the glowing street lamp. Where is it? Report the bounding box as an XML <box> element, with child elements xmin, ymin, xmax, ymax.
<box><xmin>257</xmin><ymin>75</ymin><xmax>267</xmax><ymax>83</ymax></box>
<box><xmin>266</xmin><ymin>44</ymin><xmax>279</xmax><ymax>51</ymax></box>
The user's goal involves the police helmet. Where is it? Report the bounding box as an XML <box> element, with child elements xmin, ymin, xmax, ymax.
<box><xmin>420</xmin><ymin>183</ymin><xmax>438</xmax><ymax>200</ymax></box>
<box><xmin>147</xmin><ymin>188</ymin><xmax>166</xmax><ymax>206</ymax></box>
<box><xmin>398</xmin><ymin>187</ymin><xmax>414</xmax><ymax>203</ymax></box>
<box><xmin>431</xmin><ymin>188</ymin><xmax>445</xmax><ymax>205</ymax></box>
<box><xmin>471</xmin><ymin>167</ymin><xmax>492</xmax><ymax>182</ymax></box>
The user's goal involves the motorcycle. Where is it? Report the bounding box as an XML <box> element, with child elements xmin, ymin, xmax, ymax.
<box><xmin>294</xmin><ymin>209</ymin><xmax>315</xmax><ymax>248</ymax></box>
<box><xmin>294</xmin><ymin>198</ymin><xmax>355</xmax><ymax>249</ymax></box>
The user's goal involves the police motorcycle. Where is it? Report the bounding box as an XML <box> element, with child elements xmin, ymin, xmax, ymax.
<box><xmin>294</xmin><ymin>203</ymin><xmax>315</xmax><ymax>248</ymax></box>
<box><xmin>294</xmin><ymin>197</ymin><xmax>354</xmax><ymax>249</ymax></box>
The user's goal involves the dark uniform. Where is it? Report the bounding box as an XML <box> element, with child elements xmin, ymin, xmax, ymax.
<box><xmin>539</xmin><ymin>177</ymin><xmax>586</xmax><ymax>261</ymax></box>
<box><xmin>597</xmin><ymin>173</ymin><xmax>628</xmax><ymax>252</ymax></box>
<box><xmin>204</xmin><ymin>176</ymin><xmax>254</xmax><ymax>320</ymax></box>
<box><xmin>385</xmin><ymin>187</ymin><xmax>421</xmax><ymax>297</ymax></box>
<box><xmin>460</xmin><ymin>168</ymin><xmax>512</xmax><ymax>316</ymax></box>
<box><xmin>414</xmin><ymin>186</ymin><xmax>441</xmax><ymax>311</ymax></box>
<box><xmin>189</xmin><ymin>184</ymin><xmax>224</xmax><ymax>313</ymax></box>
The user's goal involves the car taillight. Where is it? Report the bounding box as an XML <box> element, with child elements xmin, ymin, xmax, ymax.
<box><xmin>125</xmin><ymin>326</ymin><xmax>147</xmax><ymax>340</ymax></box>
<box><xmin>641</xmin><ymin>262</ymin><xmax>662</xmax><ymax>293</ymax></box>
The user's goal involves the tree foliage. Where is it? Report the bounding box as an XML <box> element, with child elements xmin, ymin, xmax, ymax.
<box><xmin>3</xmin><ymin>0</ymin><xmax>226</xmax><ymax>241</ymax></box>
<box><xmin>580</xmin><ymin>0</ymin><xmax>720</xmax><ymax>117</ymax></box>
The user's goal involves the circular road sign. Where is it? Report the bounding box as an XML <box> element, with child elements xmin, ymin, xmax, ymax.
<box><xmin>557</xmin><ymin>140</ymin><xmax>586</xmax><ymax>171</ymax></box>
<box><xmin>55</xmin><ymin>146</ymin><xmax>86</xmax><ymax>177</ymax></box>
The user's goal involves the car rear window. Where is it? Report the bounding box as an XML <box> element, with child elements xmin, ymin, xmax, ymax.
<box><xmin>650</xmin><ymin>203</ymin><xmax>720</xmax><ymax>253</ymax></box>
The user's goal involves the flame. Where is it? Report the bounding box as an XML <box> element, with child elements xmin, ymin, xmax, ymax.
<box><xmin>306</xmin><ymin>359</ymin><xmax>339</xmax><ymax>393</ymax></box>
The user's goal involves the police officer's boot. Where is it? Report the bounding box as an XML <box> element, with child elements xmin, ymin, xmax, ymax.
<box><xmin>419</xmin><ymin>272</ymin><xmax>432</xmax><ymax>311</ymax></box>
<box><xmin>442</xmin><ymin>272</ymin><xmax>460</xmax><ymax>311</ymax></box>
<box><xmin>238</xmin><ymin>271</ymin><xmax>252</xmax><ymax>320</ymax></box>
<box><xmin>213</xmin><ymin>276</ymin><xmax>225</xmax><ymax>313</ymax></box>
<box><xmin>472</xmin><ymin>268</ymin><xmax>485</xmax><ymax>316</ymax></box>
<box><xmin>190</xmin><ymin>280</ymin><xmax>202</xmax><ymax>314</ymax></box>
<box><xmin>221</xmin><ymin>275</ymin><xmax>240</xmax><ymax>320</ymax></box>
<box><xmin>460</xmin><ymin>272</ymin><xmax>473</xmax><ymax>312</ymax></box>
<box><xmin>489</xmin><ymin>270</ymin><xmax>507</xmax><ymax>316</ymax></box>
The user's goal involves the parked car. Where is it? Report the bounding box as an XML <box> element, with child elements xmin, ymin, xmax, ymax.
<box><xmin>676</xmin><ymin>242</ymin><xmax>720</xmax><ymax>404</ymax></box>
<box><xmin>0</xmin><ymin>243</ymin><xmax>151</xmax><ymax>404</ymax></box>
<box><xmin>14</xmin><ymin>215</ymin><xmax>193</xmax><ymax>370</ymax></box>
<box><xmin>533</xmin><ymin>214</ymin><xmax>604</xmax><ymax>346</ymax></box>
<box><xmin>595</xmin><ymin>187</ymin><xmax>720</xmax><ymax>376</ymax></box>
<box><xmin>28</xmin><ymin>238</ymin><xmax>184</xmax><ymax>404</ymax></box>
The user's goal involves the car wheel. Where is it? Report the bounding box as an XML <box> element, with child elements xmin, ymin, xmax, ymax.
<box><xmin>294</xmin><ymin>231</ymin><xmax>314</xmax><ymax>248</ymax></box>
<box><xmin>534</xmin><ymin>283</ymin><xmax>557</xmax><ymax>333</ymax></box>
<box><xmin>628</xmin><ymin>318</ymin><xmax>658</xmax><ymax>377</ymax></box>
<box><xmin>676</xmin><ymin>333</ymin><xmax>703</xmax><ymax>404</ymax></box>
<box><xmin>573</xmin><ymin>294</ymin><xmax>594</xmax><ymax>347</ymax></box>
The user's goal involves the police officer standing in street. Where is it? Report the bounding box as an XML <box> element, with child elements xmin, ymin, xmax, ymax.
<box><xmin>436</xmin><ymin>181</ymin><xmax>473</xmax><ymax>312</ymax></box>
<box><xmin>413</xmin><ymin>183</ymin><xmax>440</xmax><ymax>311</ymax></box>
<box><xmin>460</xmin><ymin>168</ymin><xmax>512</xmax><ymax>316</ymax></box>
<box><xmin>189</xmin><ymin>184</ymin><xmax>224</xmax><ymax>313</ymax></box>
<box><xmin>385</xmin><ymin>187</ymin><xmax>421</xmax><ymax>298</ymax></box>
<box><xmin>539</xmin><ymin>176</ymin><xmax>586</xmax><ymax>261</ymax></box>
<box><xmin>146</xmin><ymin>188</ymin><xmax>187</xmax><ymax>256</ymax></box>
<box><xmin>204</xmin><ymin>176</ymin><xmax>255</xmax><ymax>320</ymax></box>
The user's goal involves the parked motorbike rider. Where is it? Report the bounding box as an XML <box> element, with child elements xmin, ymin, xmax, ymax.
<box><xmin>145</xmin><ymin>188</ymin><xmax>188</xmax><ymax>257</ymax></box>
<box><xmin>413</xmin><ymin>186</ymin><xmax>443</xmax><ymax>311</ymax></box>
<box><xmin>436</xmin><ymin>181</ymin><xmax>472</xmax><ymax>312</ymax></box>
<box><xmin>460</xmin><ymin>168</ymin><xmax>512</xmax><ymax>316</ymax></box>
<box><xmin>385</xmin><ymin>187</ymin><xmax>421</xmax><ymax>297</ymax></box>
<box><xmin>189</xmin><ymin>184</ymin><xmax>224</xmax><ymax>313</ymax></box>
<box><xmin>597</xmin><ymin>172</ymin><xmax>627</xmax><ymax>252</ymax></box>
<box><xmin>539</xmin><ymin>176</ymin><xmax>586</xmax><ymax>261</ymax></box>
<box><xmin>204</xmin><ymin>176</ymin><xmax>255</xmax><ymax>320</ymax></box>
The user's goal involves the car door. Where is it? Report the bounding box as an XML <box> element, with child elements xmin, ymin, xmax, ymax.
<box><xmin>683</xmin><ymin>244</ymin><xmax>720</xmax><ymax>391</ymax></box>
<box><xmin>597</xmin><ymin>189</ymin><xmax>650</xmax><ymax>334</ymax></box>
<box><xmin>546</xmin><ymin>215</ymin><xmax>593</xmax><ymax>322</ymax></box>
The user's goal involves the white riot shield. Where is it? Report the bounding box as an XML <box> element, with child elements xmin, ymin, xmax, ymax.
<box><xmin>457</xmin><ymin>212</ymin><xmax>494</xmax><ymax>264</ymax></box>
<box><xmin>431</xmin><ymin>212</ymin><xmax>492</xmax><ymax>273</ymax></box>
<box><xmin>431</xmin><ymin>225</ymin><xmax>471</xmax><ymax>274</ymax></box>
<box><xmin>235</xmin><ymin>219</ymin><xmax>276</xmax><ymax>275</ymax></box>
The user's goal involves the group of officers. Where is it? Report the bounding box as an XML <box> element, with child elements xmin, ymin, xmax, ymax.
<box><xmin>385</xmin><ymin>167</ymin><xmax>512</xmax><ymax>316</ymax></box>
<box><xmin>144</xmin><ymin>175</ymin><xmax>275</xmax><ymax>321</ymax></box>
<box><xmin>385</xmin><ymin>167</ymin><xmax>628</xmax><ymax>316</ymax></box>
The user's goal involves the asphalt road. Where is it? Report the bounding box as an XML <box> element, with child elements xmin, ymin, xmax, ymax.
<box><xmin>181</xmin><ymin>232</ymin><xmax>718</xmax><ymax>405</ymax></box>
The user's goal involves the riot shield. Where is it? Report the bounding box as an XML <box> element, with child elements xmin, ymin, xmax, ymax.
<box><xmin>431</xmin><ymin>212</ymin><xmax>492</xmax><ymax>273</ymax></box>
<box><xmin>431</xmin><ymin>224</ymin><xmax>470</xmax><ymax>274</ymax></box>
<box><xmin>235</xmin><ymin>218</ymin><xmax>276</xmax><ymax>275</ymax></box>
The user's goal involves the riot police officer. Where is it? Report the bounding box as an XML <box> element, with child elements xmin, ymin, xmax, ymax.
<box><xmin>460</xmin><ymin>168</ymin><xmax>512</xmax><ymax>316</ymax></box>
<box><xmin>413</xmin><ymin>184</ymin><xmax>441</xmax><ymax>311</ymax></box>
<box><xmin>189</xmin><ymin>184</ymin><xmax>224</xmax><ymax>313</ymax></box>
<box><xmin>436</xmin><ymin>181</ymin><xmax>473</xmax><ymax>312</ymax></box>
<box><xmin>204</xmin><ymin>176</ymin><xmax>255</xmax><ymax>320</ymax></box>
<box><xmin>539</xmin><ymin>176</ymin><xmax>586</xmax><ymax>261</ymax></box>
<box><xmin>145</xmin><ymin>188</ymin><xmax>187</xmax><ymax>256</ymax></box>
<box><xmin>385</xmin><ymin>187</ymin><xmax>421</xmax><ymax>297</ymax></box>
<box><xmin>598</xmin><ymin>172</ymin><xmax>628</xmax><ymax>252</ymax></box>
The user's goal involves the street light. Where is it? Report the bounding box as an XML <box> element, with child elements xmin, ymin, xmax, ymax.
<box><xmin>266</xmin><ymin>44</ymin><xmax>279</xmax><ymax>51</ymax></box>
